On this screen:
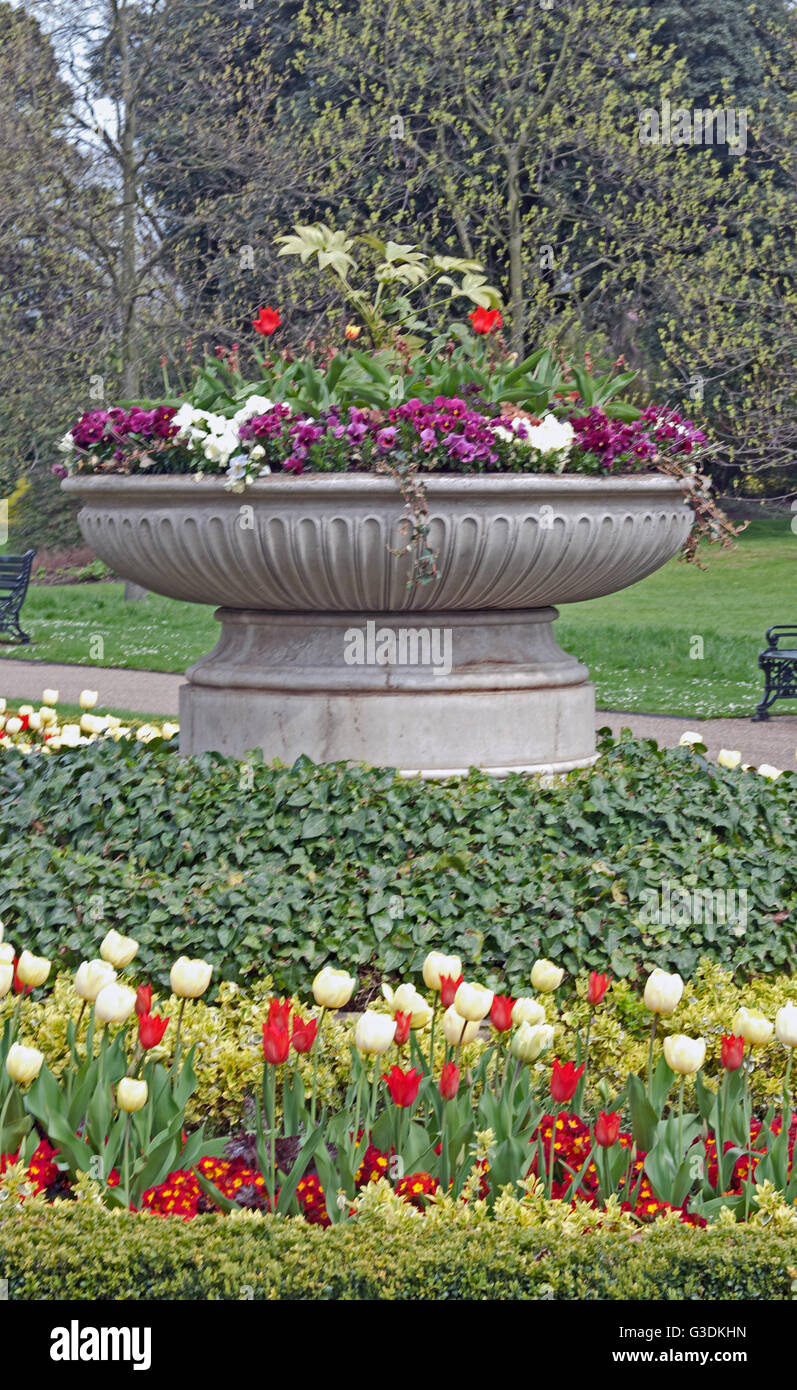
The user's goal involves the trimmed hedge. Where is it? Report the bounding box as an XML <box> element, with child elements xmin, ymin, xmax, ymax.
<box><xmin>2</xmin><ymin>1199</ymin><xmax>797</xmax><ymax>1299</ymax></box>
<box><xmin>1</xmin><ymin>731</ymin><xmax>795</xmax><ymax>994</ymax></box>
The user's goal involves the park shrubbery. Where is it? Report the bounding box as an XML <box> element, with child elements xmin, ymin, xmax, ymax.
<box><xmin>2</xmin><ymin>1197</ymin><xmax>797</xmax><ymax>1300</ymax></box>
<box><xmin>0</xmin><ymin>732</ymin><xmax>794</xmax><ymax>993</ymax></box>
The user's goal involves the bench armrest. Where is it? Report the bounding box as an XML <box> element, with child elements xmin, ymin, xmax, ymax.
<box><xmin>765</xmin><ymin>625</ymin><xmax>797</xmax><ymax>648</ymax></box>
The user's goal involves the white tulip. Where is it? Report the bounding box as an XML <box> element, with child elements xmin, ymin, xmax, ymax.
<box><xmin>80</xmin><ymin>713</ymin><xmax>106</xmax><ymax>735</ymax></box>
<box><xmin>0</xmin><ymin>962</ymin><xmax>13</xmax><ymax>999</ymax></box>
<box><xmin>4</xmin><ymin>717</ymin><xmax>22</xmax><ymax>736</ymax></box>
<box><xmin>100</xmin><ymin>929</ymin><xmax>139</xmax><ymax>969</ymax></box>
<box><xmin>0</xmin><ymin>943</ymin><xmax>13</xmax><ymax>963</ymax></box>
<box><xmin>79</xmin><ymin>690</ymin><xmax>99</xmax><ymax>710</ymax></box>
<box><xmin>381</xmin><ymin>981</ymin><xmax>433</xmax><ymax>1029</ymax></box>
<box><xmin>663</xmin><ymin>1034</ymin><xmax>706</xmax><ymax>1075</ymax></box>
<box><xmin>757</xmin><ymin>764</ymin><xmax>782</xmax><ymax>780</ymax></box>
<box><xmin>117</xmin><ymin>1078</ymin><xmax>148</xmax><ymax>1113</ymax></box>
<box><xmin>733</xmin><ymin>1006</ymin><xmax>773</xmax><ymax>1046</ymax></box>
<box><xmin>354</xmin><ymin>1010</ymin><xmax>396</xmax><ymax>1055</ymax></box>
<box><xmin>453</xmin><ymin>981</ymin><xmax>494</xmax><ymax>1022</ymax></box>
<box><xmin>169</xmin><ymin>956</ymin><xmax>213</xmax><ymax>999</ymax></box>
<box><xmin>421</xmin><ymin>951</ymin><xmax>462</xmax><ymax>992</ymax></box>
<box><xmin>775</xmin><ymin>1004</ymin><xmax>797</xmax><ymax>1049</ymax></box>
<box><xmin>717</xmin><ymin>749</ymin><xmax>742</xmax><ymax>770</ymax></box>
<box><xmin>511</xmin><ymin>1021</ymin><xmax>555</xmax><ymax>1063</ymax></box>
<box><xmin>530</xmin><ymin>958</ymin><xmax>564</xmax><ymax>993</ymax></box>
<box><xmin>6</xmin><ymin>1042</ymin><xmax>44</xmax><ymax>1085</ymax></box>
<box><xmin>16</xmin><ymin>950</ymin><xmax>51</xmax><ymax>988</ymax></box>
<box><xmin>679</xmin><ymin>730</ymin><xmax>704</xmax><ymax>747</ymax></box>
<box><xmin>42</xmin><ymin>690</ymin><xmax>59</xmax><ymax>706</ymax></box>
<box><xmin>442</xmin><ymin>1004</ymin><xmax>479</xmax><ymax>1046</ymax></box>
<box><xmin>94</xmin><ymin>982</ymin><xmax>137</xmax><ymax>1024</ymax></box>
<box><xmin>312</xmin><ymin>965</ymin><xmax>356</xmax><ymax>1010</ymax></box>
<box><xmin>644</xmin><ymin>968</ymin><xmax>683</xmax><ymax>1017</ymax></box>
<box><xmin>511</xmin><ymin>997</ymin><xmax>546</xmax><ymax>1027</ymax></box>
<box><xmin>74</xmin><ymin>959</ymin><xmax>117</xmax><ymax>1002</ymax></box>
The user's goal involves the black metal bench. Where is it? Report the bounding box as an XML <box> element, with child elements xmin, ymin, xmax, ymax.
<box><xmin>752</xmin><ymin>626</ymin><xmax>797</xmax><ymax>720</ymax></box>
<box><xmin>0</xmin><ymin>550</ymin><xmax>36</xmax><ymax>644</ymax></box>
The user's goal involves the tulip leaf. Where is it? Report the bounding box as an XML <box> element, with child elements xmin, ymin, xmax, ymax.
<box><xmin>627</xmin><ymin>1074</ymin><xmax>658</xmax><ymax>1152</ymax></box>
<box><xmin>650</xmin><ymin>1055</ymin><xmax>676</xmax><ymax>1116</ymax></box>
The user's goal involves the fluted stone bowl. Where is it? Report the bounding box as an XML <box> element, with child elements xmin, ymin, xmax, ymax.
<box><xmin>61</xmin><ymin>473</ymin><xmax>693</xmax><ymax>611</ymax></box>
<box><xmin>62</xmin><ymin>472</ymin><xmax>693</xmax><ymax>774</ymax></box>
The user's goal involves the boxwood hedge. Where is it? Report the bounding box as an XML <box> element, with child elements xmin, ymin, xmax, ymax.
<box><xmin>2</xmin><ymin>1199</ymin><xmax>796</xmax><ymax>1300</ymax></box>
<box><xmin>1</xmin><ymin>730</ymin><xmax>794</xmax><ymax>994</ymax></box>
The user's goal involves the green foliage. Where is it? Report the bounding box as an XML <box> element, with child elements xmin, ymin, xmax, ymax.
<box><xmin>0</xmin><ymin>732</ymin><xmax>795</xmax><ymax>995</ymax></box>
<box><xmin>2</xmin><ymin>1196</ymin><xmax>797</xmax><ymax>1299</ymax></box>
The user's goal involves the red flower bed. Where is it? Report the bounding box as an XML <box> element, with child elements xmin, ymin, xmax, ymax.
<box><xmin>6</xmin><ymin>1113</ymin><xmax>795</xmax><ymax>1227</ymax></box>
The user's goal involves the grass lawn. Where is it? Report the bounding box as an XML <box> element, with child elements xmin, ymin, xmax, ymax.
<box><xmin>2</xmin><ymin>517</ymin><xmax>794</xmax><ymax>717</ymax></box>
<box><xmin>558</xmin><ymin>516</ymin><xmax>796</xmax><ymax>716</ymax></box>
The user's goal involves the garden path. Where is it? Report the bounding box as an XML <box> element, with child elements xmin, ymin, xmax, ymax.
<box><xmin>1</xmin><ymin>657</ymin><xmax>795</xmax><ymax>769</ymax></box>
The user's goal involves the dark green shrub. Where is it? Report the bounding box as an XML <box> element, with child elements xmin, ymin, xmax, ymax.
<box><xmin>1</xmin><ymin>1199</ymin><xmax>795</xmax><ymax>1300</ymax></box>
<box><xmin>1</xmin><ymin>732</ymin><xmax>794</xmax><ymax>994</ymax></box>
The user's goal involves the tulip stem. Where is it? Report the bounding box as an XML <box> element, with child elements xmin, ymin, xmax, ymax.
<box><xmin>743</xmin><ymin>1048</ymin><xmax>753</xmax><ymax>1222</ymax></box>
<box><xmin>678</xmin><ymin>1076</ymin><xmax>685</xmax><ymax>1164</ymax></box>
<box><xmin>172</xmin><ymin>998</ymin><xmax>187</xmax><ymax>1073</ymax></box>
<box><xmin>647</xmin><ymin>1015</ymin><xmax>658</xmax><ymax>1099</ymax></box>
<box><xmin>715</xmin><ymin>1073</ymin><xmax>725</xmax><ymax>1193</ymax></box>
<box><xmin>122</xmin><ymin>1115</ymin><xmax>131</xmax><ymax>1207</ymax></box>
<box><xmin>547</xmin><ymin>1111</ymin><xmax>557</xmax><ymax>1198</ymax></box>
<box><xmin>310</xmin><ymin>1009</ymin><xmax>325</xmax><ymax>1127</ymax></box>
<box><xmin>11</xmin><ymin>990</ymin><xmax>24</xmax><ymax>1042</ymax></box>
<box><xmin>428</xmin><ymin>1002</ymin><xmax>437</xmax><ymax>1074</ymax></box>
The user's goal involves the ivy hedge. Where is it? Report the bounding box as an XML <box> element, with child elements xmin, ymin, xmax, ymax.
<box><xmin>1</xmin><ymin>730</ymin><xmax>794</xmax><ymax>994</ymax></box>
<box><xmin>2</xmin><ymin>1199</ymin><xmax>797</xmax><ymax>1299</ymax></box>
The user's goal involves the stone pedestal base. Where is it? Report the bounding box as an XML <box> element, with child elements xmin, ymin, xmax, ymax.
<box><xmin>179</xmin><ymin>607</ymin><xmax>596</xmax><ymax>776</ymax></box>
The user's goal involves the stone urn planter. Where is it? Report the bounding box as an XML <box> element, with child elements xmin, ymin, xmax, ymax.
<box><xmin>62</xmin><ymin>473</ymin><xmax>693</xmax><ymax>774</ymax></box>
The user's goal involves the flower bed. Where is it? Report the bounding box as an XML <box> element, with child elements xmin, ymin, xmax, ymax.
<box><xmin>55</xmin><ymin>222</ymin><xmax>738</xmax><ymax>564</ymax></box>
<box><xmin>0</xmin><ymin>693</ymin><xmax>178</xmax><ymax>753</ymax></box>
<box><xmin>1</xmin><ymin>729</ymin><xmax>794</xmax><ymax>991</ymax></box>
<box><xmin>4</xmin><ymin>925</ymin><xmax>797</xmax><ymax>1235</ymax></box>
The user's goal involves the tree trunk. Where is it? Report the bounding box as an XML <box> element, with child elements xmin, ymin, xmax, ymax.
<box><xmin>506</xmin><ymin>147</ymin><xmax>525</xmax><ymax>360</ymax></box>
<box><xmin>117</xmin><ymin>0</ymin><xmax>139</xmax><ymax>397</ymax></box>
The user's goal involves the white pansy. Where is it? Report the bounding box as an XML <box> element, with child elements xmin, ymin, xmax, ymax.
<box><xmin>232</xmin><ymin>395</ymin><xmax>273</xmax><ymax>424</ymax></box>
<box><xmin>526</xmin><ymin>414</ymin><xmax>574</xmax><ymax>457</ymax></box>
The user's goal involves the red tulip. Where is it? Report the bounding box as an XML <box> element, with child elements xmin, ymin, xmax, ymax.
<box><xmin>439</xmin><ymin>973</ymin><xmax>463</xmax><ymax>1009</ymax></box>
<box><xmin>253</xmin><ymin>305</ymin><xmax>281</xmax><ymax>336</ymax></box>
<box><xmin>383</xmin><ymin>1065</ymin><xmax>421</xmax><ymax>1108</ymax></box>
<box><xmin>394</xmin><ymin>1011</ymin><xmax>412</xmax><ymax>1046</ymax></box>
<box><xmin>135</xmin><ymin>984</ymin><xmax>152</xmax><ymax>1018</ymax></box>
<box><xmin>468</xmin><ymin>306</ymin><xmax>503</xmax><ymax>334</ymax></box>
<box><xmin>721</xmin><ymin>1034</ymin><xmax>745</xmax><ymax>1071</ymax></box>
<box><xmin>586</xmin><ymin>971</ymin><xmax>611</xmax><ymax>1007</ymax></box>
<box><xmin>550</xmin><ymin>1058</ymin><xmax>585</xmax><ymax>1104</ymax></box>
<box><xmin>262</xmin><ymin>1021</ymin><xmax>291</xmax><ymax>1065</ymax></box>
<box><xmin>267</xmin><ymin>997</ymin><xmax>292</xmax><ymax>1032</ymax></box>
<box><xmin>291</xmin><ymin>1015</ymin><xmax>318</xmax><ymax>1054</ymax></box>
<box><xmin>139</xmin><ymin>1012</ymin><xmax>170</xmax><ymax>1050</ymax></box>
<box><xmin>490</xmin><ymin>994</ymin><xmax>515</xmax><ymax>1032</ymax></box>
<box><xmin>594</xmin><ymin>1110</ymin><xmax>621</xmax><ymax>1148</ymax></box>
<box><xmin>439</xmin><ymin>1061</ymin><xmax>460</xmax><ymax>1100</ymax></box>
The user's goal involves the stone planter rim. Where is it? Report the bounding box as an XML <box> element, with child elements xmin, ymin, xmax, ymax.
<box><xmin>62</xmin><ymin>471</ymin><xmax>690</xmax><ymax>500</ymax></box>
